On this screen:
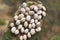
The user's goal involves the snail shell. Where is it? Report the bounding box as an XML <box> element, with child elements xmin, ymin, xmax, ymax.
<box><xmin>18</xmin><ymin>24</ymin><xmax>23</xmax><ymax>29</ymax></box>
<box><xmin>14</xmin><ymin>29</ymin><xmax>19</xmax><ymax>35</ymax></box>
<box><xmin>16</xmin><ymin>20</ymin><xmax>20</xmax><ymax>25</ymax></box>
<box><xmin>19</xmin><ymin>36</ymin><xmax>23</xmax><ymax>40</ymax></box>
<box><xmin>24</xmin><ymin>21</ymin><xmax>28</xmax><ymax>28</ymax></box>
<box><xmin>28</xmin><ymin>24</ymin><xmax>32</xmax><ymax>29</ymax></box>
<box><xmin>21</xmin><ymin>27</ymin><xmax>24</xmax><ymax>33</ymax></box>
<box><xmin>26</xmin><ymin>15</ymin><xmax>31</xmax><ymax>21</ymax></box>
<box><xmin>30</xmin><ymin>29</ymin><xmax>36</xmax><ymax>35</ymax></box>
<box><xmin>24</xmin><ymin>29</ymin><xmax>29</xmax><ymax>34</ymax></box>
<box><xmin>18</xmin><ymin>14</ymin><xmax>24</xmax><ymax>19</ymax></box>
<box><xmin>20</xmin><ymin>8</ymin><xmax>26</xmax><ymax>14</ymax></box>
<box><xmin>32</xmin><ymin>23</ymin><xmax>36</xmax><ymax>28</ymax></box>
<box><xmin>29</xmin><ymin>11</ymin><xmax>34</xmax><ymax>15</ymax></box>
<box><xmin>22</xmin><ymin>2</ymin><xmax>27</xmax><ymax>8</ymax></box>
<box><xmin>27</xmin><ymin>32</ymin><xmax>31</xmax><ymax>38</ymax></box>
<box><xmin>38</xmin><ymin>15</ymin><xmax>42</xmax><ymax>20</ymax></box>
<box><xmin>34</xmin><ymin>6</ymin><xmax>38</xmax><ymax>12</ymax></box>
<box><xmin>42</xmin><ymin>11</ymin><xmax>46</xmax><ymax>16</ymax></box>
<box><xmin>11</xmin><ymin>27</ymin><xmax>16</xmax><ymax>33</ymax></box>
<box><xmin>36</xmin><ymin>27</ymin><xmax>41</xmax><ymax>32</ymax></box>
<box><xmin>23</xmin><ymin>35</ymin><xmax>27</xmax><ymax>40</ymax></box>
<box><xmin>30</xmin><ymin>19</ymin><xmax>34</xmax><ymax>23</ymax></box>
<box><xmin>14</xmin><ymin>15</ymin><xmax>18</xmax><ymax>21</ymax></box>
<box><xmin>10</xmin><ymin>23</ymin><xmax>14</xmax><ymax>27</ymax></box>
<box><xmin>34</xmin><ymin>14</ymin><xmax>38</xmax><ymax>19</ymax></box>
<box><xmin>25</xmin><ymin>7</ymin><xmax>30</xmax><ymax>12</ymax></box>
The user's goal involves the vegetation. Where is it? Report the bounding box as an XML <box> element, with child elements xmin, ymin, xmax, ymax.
<box><xmin>2</xmin><ymin>28</ymin><xmax>12</xmax><ymax>40</ymax></box>
<box><xmin>0</xmin><ymin>19</ymin><xmax>5</xmax><ymax>25</ymax></box>
<box><xmin>51</xmin><ymin>35</ymin><xmax>60</xmax><ymax>40</ymax></box>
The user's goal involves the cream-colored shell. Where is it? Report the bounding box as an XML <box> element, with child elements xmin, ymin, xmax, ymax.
<box><xmin>29</xmin><ymin>11</ymin><xmax>34</xmax><ymax>15</ymax></box>
<box><xmin>32</xmin><ymin>23</ymin><xmax>36</xmax><ymax>28</ymax></box>
<box><xmin>34</xmin><ymin>6</ymin><xmax>38</xmax><ymax>12</ymax></box>
<box><xmin>26</xmin><ymin>15</ymin><xmax>31</xmax><ymax>21</ymax></box>
<box><xmin>22</xmin><ymin>2</ymin><xmax>27</xmax><ymax>8</ymax></box>
<box><xmin>27</xmin><ymin>32</ymin><xmax>31</xmax><ymax>38</ymax></box>
<box><xmin>18</xmin><ymin>24</ymin><xmax>23</xmax><ymax>29</ymax></box>
<box><xmin>35</xmin><ymin>19</ymin><xmax>38</xmax><ymax>23</ymax></box>
<box><xmin>24</xmin><ymin>29</ymin><xmax>29</xmax><ymax>34</ymax></box>
<box><xmin>42</xmin><ymin>11</ymin><xmax>46</xmax><ymax>16</ymax></box>
<box><xmin>18</xmin><ymin>14</ymin><xmax>24</xmax><ymax>19</ymax></box>
<box><xmin>14</xmin><ymin>29</ymin><xmax>19</xmax><ymax>35</ymax></box>
<box><xmin>23</xmin><ymin>35</ymin><xmax>27</xmax><ymax>40</ymax></box>
<box><xmin>25</xmin><ymin>12</ymin><xmax>28</xmax><ymax>15</ymax></box>
<box><xmin>37</xmin><ymin>10</ymin><xmax>43</xmax><ymax>15</ymax></box>
<box><xmin>38</xmin><ymin>15</ymin><xmax>42</xmax><ymax>20</ymax></box>
<box><xmin>10</xmin><ymin>23</ymin><xmax>14</xmax><ymax>27</ymax></box>
<box><xmin>30</xmin><ymin>19</ymin><xmax>34</xmax><ymax>23</ymax></box>
<box><xmin>14</xmin><ymin>15</ymin><xmax>18</xmax><ymax>21</ymax></box>
<box><xmin>36</xmin><ymin>27</ymin><xmax>41</xmax><ymax>32</ymax></box>
<box><xmin>34</xmin><ymin>14</ymin><xmax>38</xmax><ymax>19</ymax></box>
<box><xmin>28</xmin><ymin>24</ymin><xmax>32</xmax><ymax>29</ymax></box>
<box><xmin>30</xmin><ymin>5</ymin><xmax>35</xmax><ymax>9</ymax></box>
<box><xmin>11</xmin><ymin>27</ymin><xmax>16</xmax><ymax>33</ymax></box>
<box><xmin>25</xmin><ymin>7</ymin><xmax>30</xmax><ymax>12</ymax></box>
<box><xmin>21</xmin><ymin>27</ymin><xmax>24</xmax><ymax>33</ymax></box>
<box><xmin>21</xmin><ymin>18</ymin><xmax>25</xmax><ymax>22</ymax></box>
<box><xmin>24</xmin><ymin>21</ymin><xmax>28</xmax><ymax>28</ymax></box>
<box><xmin>16</xmin><ymin>20</ymin><xmax>20</xmax><ymax>25</ymax></box>
<box><xmin>36</xmin><ymin>22</ymin><xmax>41</xmax><ymax>26</ymax></box>
<box><xmin>20</xmin><ymin>8</ymin><xmax>26</xmax><ymax>14</ymax></box>
<box><xmin>19</xmin><ymin>36</ymin><xmax>23</xmax><ymax>40</ymax></box>
<box><xmin>30</xmin><ymin>29</ymin><xmax>35</xmax><ymax>35</ymax></box>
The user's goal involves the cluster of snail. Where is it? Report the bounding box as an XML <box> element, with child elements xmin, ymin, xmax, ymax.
<box><xmin>9</xmin><ymin>1</ymin><xmax>46</xmax><ymax>40</ymax></box>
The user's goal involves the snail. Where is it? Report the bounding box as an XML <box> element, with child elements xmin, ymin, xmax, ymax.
<box><xmin>25</xmin><ymin>7</ymin><xmax>30</xmax><ymax>12</ymax></box>
<box><xmin>14</xmin><ymin>29</ymin><xmax>19</xmax><ymax>35</ymax></box>
<box><xmin>18</xmin><ymin>14</ymin><xmax>24</xmax><ymax>19</ymax></box>
<box><xmin>42</xmin><ymin>11</ymin><xmax>46</xmax><ymax>16</ymax></box>
<box><xmin>24</xmin><ymin>29</ymin><xmax>29</xmax><ymax>34</ymax></box>
<box><xmin>10</xmin><ymin>23</ymin><xmax>14</xmax><ymax>27</ymax></box>
<box><xmin>28</xmin><ymin>24</ymin><xmax>32</xmax><ymax>29</ymax></box>
<box><xmin>14</xmin><ymin>15</ymin><xmax>18</xmax><ymax>21</ymax></box>
<box><xmin>34</xmin><ymin>14</ymin><xmax>38</xmax><ymax>19</ymax></box>
<box><xmin>19</xmin><ymin>36</ymin><xmax>23</xmax><ymax>40</ymax></box>
<box><xmin>22</xmin><ymin>2</ymin><xmax>27</xmax><ymax>8</ymax></box>
<box><xmin>30</xmin><ymin>19</ymin><xmax>34</xmax><ymax>23</ymax></box>
<box><xmin>36</xmin><ymin>22</ymin><xmax>41</xmax><ymax>26</ymax></box>
<box><xmin>34</xmin><ymin>19</ymin><xmax>38</xmax><ymax>23</ymax></box>
<box><xmin>38</xmin><ymin>15</ymin><xmax>42</xmax><ymax>20</ymax></box>
<box><xmin>16</xmin><ymin>20</ymin><xmax>20</xmax><ymax>25</ymax></box>
<box><xmin>18</xmin><ymin>24</ymin><xmax>23</xmax><ymax>29</ymax></box>
<box><xmin>26</xmin><ymin>15</ymin><xmax>31</xmax><ymax>21</ymax></box>
<box><xmin>27</xmin><ymin>32</ymin><xmax>31</xmax><ymax>38</ymax></box>
<box><xmin>34</xmin><ymin>6</ymin><xmax>38</xmax><ymax>12</ymax></box>
<box><xmin>29</xmin><ymin>11</ymin><xmax>34</xmax><ymax>15</ymax></box>
<box><xmin>36</xmin><ymin>27</ymin><xmax>41</xmax><ymax>32</ymax></box>
<box><xmin>32</xmin><ymin>23</ymin><xmax>36</xmax><ymax>28</ymax></box>
<box><xmin>21</xmin><ymin>18</ymin><xmax>26</xmax><ymax>22</ymax></box>
<box><xmin>30</xmin><ymin>29</ymin><xmax>36</xmax><ymax>35</ymax></box>
<box><xmin>20</xmin><ymin>8</ymin><xmax>26</xmax><ymax>14</ymax></box>
<box><xmin>24</xmin><ymin>21</ymin><xmax>28</xmax><ymax>28</ymax></box>
<box><xmin>21</xmin><ymin>27</ymin><xmax>24</xmax><ymax>33</ymax></box>
<box><xmin>11</xmin><ymin>27</ymin><xmax>16</xmax><ymax>33</ymax></box>
<box><xmin>37</xmin><ymin>10</ymin><xmax>43</xmax><ymax>15</ymax></box>
<box><xmin>30</xmin><ymin>5</ymin><xmax>35</xmax><ymax>9</ymax></box>
<box><xmin>23</xmin><ymin>35</ymin><xmax>27</xmax><ymax>40</ymax></box>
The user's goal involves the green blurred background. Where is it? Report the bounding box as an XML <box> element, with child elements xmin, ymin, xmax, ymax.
<box><xmin>0</xmin><ymin>0</ymin><xmax>60</xmax><ymax>40</ymax></box>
